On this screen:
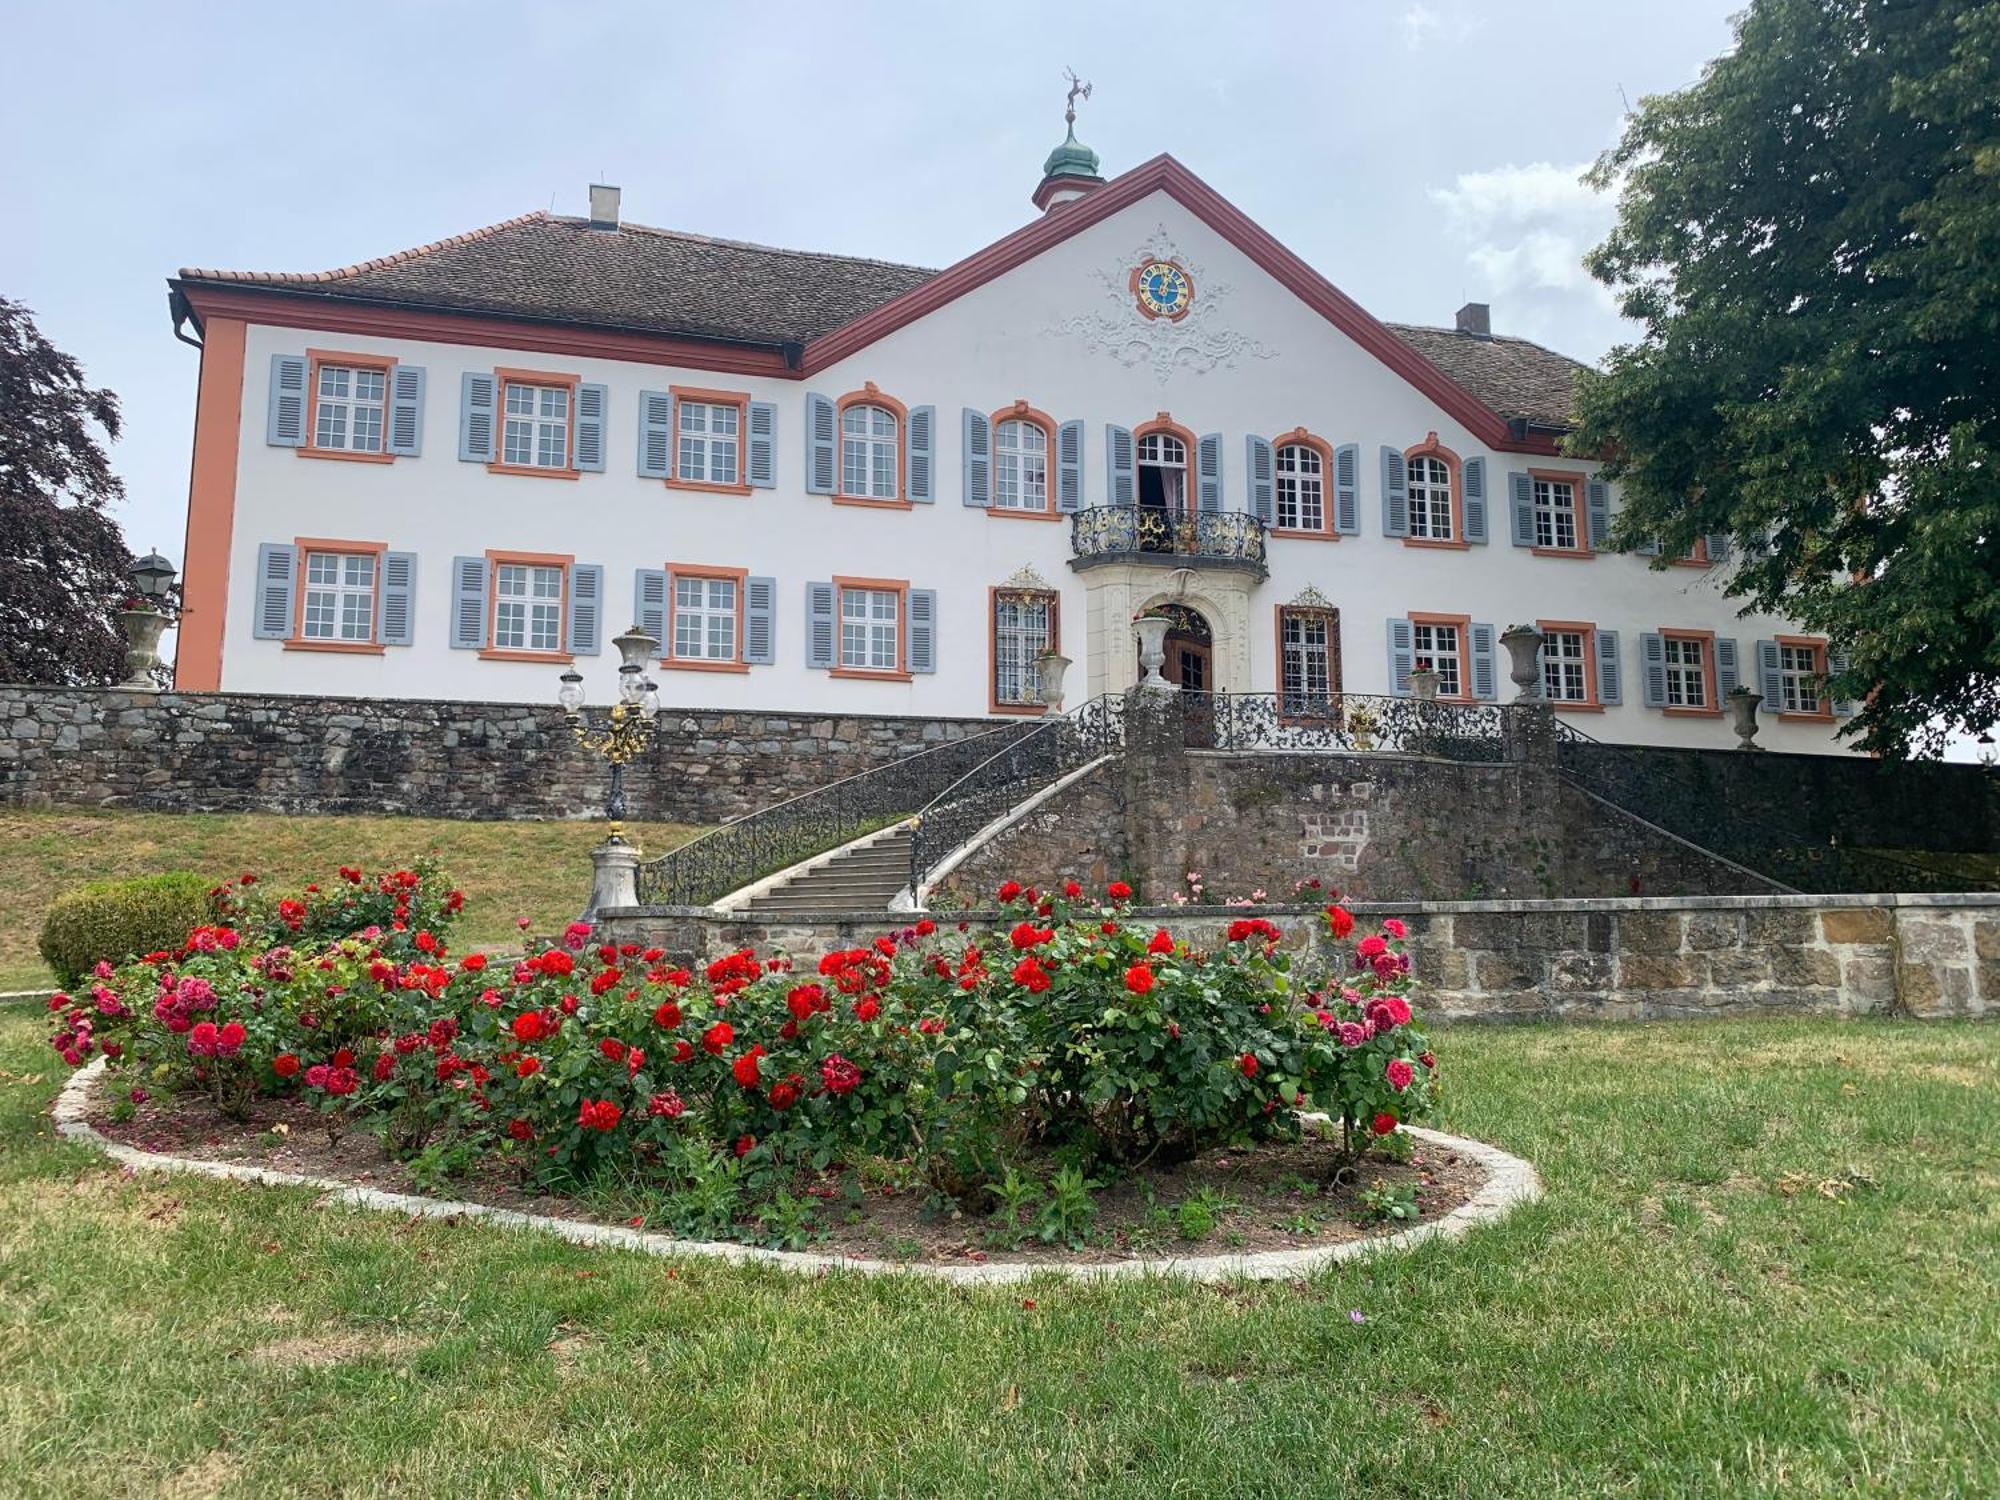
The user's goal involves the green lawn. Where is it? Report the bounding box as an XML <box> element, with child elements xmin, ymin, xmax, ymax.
<box><xmin>0</xmin><ymin>1013</ymin><xmax>1993</xmax><ymax>1497</ymax></box>
<box><xmin>0</xmin><ymin>809</ymin><xmax>703</xmax><ymax>991</ymax></box>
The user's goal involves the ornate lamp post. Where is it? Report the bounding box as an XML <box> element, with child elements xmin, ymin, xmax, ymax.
<box><xmin>561</xmin><ymin>626</ymin><xmax>661</xmax><ymax>919</ymax></box>
<box><xmin>118</xmin><ymin>551</ymin><xmax>179</xmax><ymax>688</ymax></box>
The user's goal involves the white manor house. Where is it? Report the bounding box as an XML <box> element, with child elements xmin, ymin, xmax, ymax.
<box><xmin>166</xmin><ymin>125</ymin><xmax>1853</xmax><ymax>752</ymax></box>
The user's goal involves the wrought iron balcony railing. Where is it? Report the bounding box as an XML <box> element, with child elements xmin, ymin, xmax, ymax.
<box><xmin>1164</xmin><ymin>691</ymin><xmax>1510</xmax><ymax>761</ymax></box>
<box><xmin>1070</xmin><ymin>505</ymin><xmax>1268</xmax><ymax>576</ymax></box>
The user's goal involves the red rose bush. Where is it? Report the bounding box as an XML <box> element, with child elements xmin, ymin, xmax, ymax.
<box><xmin>47</xmin><ymin>866</ymin><xmax>1439</xmax><ymax>1247</ymax></box>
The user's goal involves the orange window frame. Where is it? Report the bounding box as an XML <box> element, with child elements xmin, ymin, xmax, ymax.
<box><xmin>1402</xmin><ymin>433</ymin><xmax>1466</xmax><ymax>549</ymax></box>
<box><xmin>834</xmin><ymin>383</ymin><xmax>910</xmax><ymax>508</ymax></box>
<box><xmin>829</xmin><ymin>575</ymin><xmax>912</xmax><ymax>681</ymax></box>
<box><xmin>988</xmin><ymin>401</ymin><xmax>1062</xmax><ymax>520</ymax></box>
<box><xmin>287</xmin><ymin>537</ymin><xmax>387</xmax><ymax>654</ymax></box>
<box><xmin>988</xmin><ymin>587</ymin><xmax>1061</xmax><ymax>715</ymax></box>
<box><xmin>1269</xmin><ymin>429</ymin><xmax>1338</xmax><ymax>540</ymax></box>
<box><xmin>1775</xmin><ymin>634</ymin><xmax>1834</xmax><ymax>721</ymax></box>
<box><xmin>666</xmin><ymin>387</ymin><xmax>752</xmax><ymax>497</ymax></box>
<box><xmin>299</xmin><ymin>349</ymin><xmax>397</xmax><ymax>465</ymax></box>
<box><xmin>1274</xmin><ymin>605</ymin><xmax>1344</xmax><ymax>720</ymax></box>
<box><xmin>1658</xmin><ymin>628</ymin><xmax>1722</xmax><ymax>717</ymax></box>
<box><xmin>662</xmin><ymin>563</ymin><xmax>750</xmax><ymax>673</ymax></box>
<box><xmin>489</xmin><ymin>367</ymin><xmax>582</xmax><ymax>480</ymax></box>
<box><xmin>481</xmin><ymin>549</ymin><xmax>574</xmax><ymax>662</ymax></box>
<box><xmin>1673</xmin><ymin>537</ymin><xmax>1714</xmax><ymax>568</ymax></box>
<box><xmin>1528</xmin><ymin>468</ymin><xmax>1592</xmax><ymax>557</ymax></box>
<box><xmin>1408</xmin><ymin>611</ymin><xmax>1475</xmax><ymax>704</ymax></box>
<box><xmin>1536</xmin><ymin>618</ymin><xmax>1602</xmax><ymax>712</ymax></box>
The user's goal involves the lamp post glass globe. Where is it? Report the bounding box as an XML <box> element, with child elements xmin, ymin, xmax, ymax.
<box><xmin>558</xmin><ymin>670</ymin><xmax>585</xmax><ymax>715</ymax></box>
<box><xmin>130</xmin><ymin>551</ymin><xmax>178</xmax><ymax>601</ymax></box>
<box><xmin>613</xmin><ymin>625</ymin><xmax>659</xmax><ymax>674</ymax></box>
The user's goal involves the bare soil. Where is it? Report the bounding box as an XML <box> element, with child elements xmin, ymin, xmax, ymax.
<box><xmin>91</xmin><ymin>1086</ymin><xmax>1482</xmax><ymax>1267</ymax></box>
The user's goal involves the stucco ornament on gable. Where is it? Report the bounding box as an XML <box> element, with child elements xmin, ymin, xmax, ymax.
<box><xmin>1047</xmin><ymin>224</ymin><xmax>1277</xmax><ymax>383</ymax></box>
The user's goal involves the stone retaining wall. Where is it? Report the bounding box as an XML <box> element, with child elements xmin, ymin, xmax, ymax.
<box><xmin>600</xmin><ymin>894</ymin><xmax>1999</xmax><ymax>1022</ymax></box>
<box><xmin>0</xmin><ymin>685</ymin><xmax>1001</xmax><ymax>825</ymax></box>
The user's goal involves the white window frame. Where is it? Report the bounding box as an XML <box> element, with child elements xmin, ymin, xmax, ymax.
<box><xmin>839</xmin><ymin>403</ymin><xmax>900</xmax><ymax>500</ymax></box>
<box><xmin>1411</xmin><ymin>621</ymin><xmax>1463</xmax><ymax>700</ymax></box>
<box><xmin>672</xmin><ymin>573</ymin><xmax>739</xmax><ymax>662</ymax></box>
<box><xmin>676</xmin><ymin>400</ymin><xmax>741</xmax><ymax>487</ymax></box>
<box><xmin>503</xmin><ymin>383</ymin><xmax>571</xmax><ymax>470</ymax></box>
<box><xmin>301</xmin><ymin>551</ymin><xmax>376</xmax><ymax>642</ymax></box>
<box><xmin>1275</xmin><ymin>444</ymin><xmax>1325</xmax><ymax>532</ymax></box>
<box><xmin>1280</xmin><ymin>609</ymin><xmax>1338</xmax><ymax>714</ymax></box>
<box><xmin>1533</xmin><ymin>476</ymin><xmax>1580</xmax><ymax>551</ymax></box>
<box><xmin>312</xmin><ymin>364</ymin><xmax>386</xmax><ymax>454</ymax></box>
<box><xmin>494</xmin><ymin>562</ymin><xmax>565</xmax><ymax>654</ymax></box>
<box><xmin>993</xmin><ymin>419</ymin><xmax>1049</xmax><ymax>512</ymax></box>
<box><xmin>1408</xmin><ymin>454</ymin><xmax>1455</xmax><ymax>541</ymax></box>
<box><xmin>1542</xmin><ymin>628</ymin><xmax>1591</xmax><ymax>704</ymax></box>
<box><xmin>993</xmin><ymin>591</ymin><xmax>1054</xmax><ymax>706</ymax></box>
<box><xmin>1779</xmin><ymin>642</ymin><xmax>1825</xmax><ymax>715</ymax></box>
<box><xmin>1663</xmin><ymin>635</ymin><xmax>1709</xmax><ymax>709</ymax></box>
<box><xmin>838</xmin><ymin>586</ymin><xmax>901</xmax><ymax>672</ymax></box>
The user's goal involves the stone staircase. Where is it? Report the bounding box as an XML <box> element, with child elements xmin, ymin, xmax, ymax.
<box><xmin>739</xmin><ymin>824</ymin><xmax>914</xmax><ymax>915</ymax></box>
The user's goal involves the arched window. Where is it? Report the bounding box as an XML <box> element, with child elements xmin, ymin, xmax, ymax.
<box><xmin>1137</xmin><ymin>430</ymin><xmax>1187</xmax><ymax>513</ymax></box>
<box><xmin>1408</xmin><ymin>453</ymin><xmax>1455</xmax><ymax>541</ymax></box>
<box><xmin>840</xmin><ymin>403</ymin><xmax>899</xmax><ymax>500</ymax></box>
<box><xmin>1275</xmin><ymin>443</ymin><xmax>1325</xmax><ymax>532</ymax></box>
<box><xmin>994</xmin><ymin>418</ymin><xmax>1049</xmax><ymax>511</ymax></box>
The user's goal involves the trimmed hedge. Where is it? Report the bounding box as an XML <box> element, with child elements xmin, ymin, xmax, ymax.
<box><xmin>37</xmin><ymin>873</ymin><xmax>215</xmax><ymax>987</ymax></box>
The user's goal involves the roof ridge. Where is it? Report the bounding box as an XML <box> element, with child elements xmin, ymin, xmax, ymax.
<box><xmin>547</xmin><ymin>213</ymin><xmax>938</xmax><ymax>277</ymax></box>
<box><xmin>177</xmin><ymin>210</ymin><xmax>552</xmax><ymax>285</ymax></box>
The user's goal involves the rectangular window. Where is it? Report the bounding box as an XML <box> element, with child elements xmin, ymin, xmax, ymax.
<box><xmin>676</xmin><ymin>399</ymin><xmax>741</xmax><ymax>486</ymax></box>
<box><xmin>839</xmin><ymin>586</ymin><xmax>900</xmax><ymax>671</ymax></box>
<box><xmin>994</xmin><ymin>419</ymin><xmax>1049</xmax><ymax>511</ymax></box>
<box><xmin>494</xmin><ymin>562</ymin><xmax>564</xmax><ymax>652</ymax></box>
<box><xmin>1407</xmin><ymin>453</ymin><xmax>1455</xmax><ymax>541</ymax></box>
<box><xmin>1411</xmin><ymin>620</ymin><xmax>1463</xmax><ymax>699</ymax></box>
<box><xmin>1780</xmin><ymin>642</ymin><xmax>1825</xmax><ymax>715</ymax></box>
<box><xmin>1533</xmin><ymin>477</ymin><xmax>1579</xmax><ymax>550</ymax></box>
<box><xmin>673</xmin><ymin>573</ymin><xmax>739</xmax><ymax>662</ymax></box>
<box><xmin>1275</xmin><ymin>444</ymin><xmax>1324</xmax><ymax>531</ymax></box>
<box><xmin>503</xmin><ymin>383</ymin><xmax>570</xmax><ymax>469</ymax></box>
<box><xmin>312</xmin><ymin>365</ymin><xmax>386</xmax><ymax>453</ymax></box>
<box><xmin>1664</xmin><ymin>635</ymin><xmax>1708</xmax><ymax>708</ymax></box>
<box><xmin>993</xmin><ymin>591</ymin><xmax>1055</xmax><ymax>706</ymax></box>
<box><xmin>301</xmin><ymin>551</ymin><xmax>375</xmax><ymax>641</ymax></box>
<box><xmin>1280</xmin><ymin>608</ymin><xmax>1340</xmax><ymax>715</ymax></box>
<box><xmin>840</xmin><ymin>403</ymin><xmax>899</xmax><ymax>500</ymax></box>
<box><xmin>1542</xmin><ymin>629</ymin><xmax>1590</xmax><ymax>703</ymax></box>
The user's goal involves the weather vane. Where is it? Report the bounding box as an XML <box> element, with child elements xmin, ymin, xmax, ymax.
<box><xmin>1064</xmin><ymin>67</ymin><xmax>1092</xmax><ymax>128</ymax></box>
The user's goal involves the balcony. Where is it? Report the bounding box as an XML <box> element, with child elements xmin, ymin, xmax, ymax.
<box><xmin>1069</xmin><ymin>505</ymin><xmax>1268</xmax><ymax>579</ymax></box>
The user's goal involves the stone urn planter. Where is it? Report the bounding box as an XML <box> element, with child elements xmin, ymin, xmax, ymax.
<box><xmin>1134</xmin><ymin>615</ymin><xmax>1173</xmax><ymax>692</ymax></box>
<box><xmin>1500</xmin><ymin>624</ymin><xmax>1545</xmax><ymax>700</ymax></box>
<box><xmin>1407</xmin><ymin>666</ymin><xmax>1441</xmax><ymax>703</ymax></box>
<box><xmin>1035</xmin><ymin>649</ymin><xmax>1072</xmax><ymax>710</ymax></box>
<box><xmin>116</xmin><ymin>607</ymin><xmax>169</xmax><ymax>688</ymax></box>
<box><xmin>1727</xmin><ymin>685</ymin><xmax>1764</xmax><ymax>751</ymax></box>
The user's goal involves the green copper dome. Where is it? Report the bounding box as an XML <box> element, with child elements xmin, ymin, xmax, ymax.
<box><xmin>1042</xmin><ymin>121</ymin><xmax>1101</xmax><ymax>181</ymax></box>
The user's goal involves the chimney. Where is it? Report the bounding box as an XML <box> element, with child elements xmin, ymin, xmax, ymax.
<box><xmin>1455</xmin><ymin>301</ymin><xmax>1491</xmax><ymax>337</ymax></box>
<box><xmin>588</xmin><ymin>183</ymin><xmax>621</xmax><ymax>231</ymax></box>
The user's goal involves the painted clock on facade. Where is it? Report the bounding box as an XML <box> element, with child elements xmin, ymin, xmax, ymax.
<box><xmin>1130</xmin><ymin>258</ymin><xmax>1194</xmax><ymax>321</ymax></box>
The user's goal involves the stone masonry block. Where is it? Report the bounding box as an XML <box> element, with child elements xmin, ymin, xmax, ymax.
<box><xmin>1820</xmin><ymin>908</ymin><xmax>1893</xmax><ymax>946</ymax></box>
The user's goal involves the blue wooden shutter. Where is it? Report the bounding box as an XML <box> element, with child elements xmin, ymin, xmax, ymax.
<box><xmin>1107</xmin><ymin>425</ymin><xmax>1135</xmax><ymax>506</ymax></box>
<box><xmin>1334</xmin><ymin>443</ymin><xmax>1360</xmax><ymax>535</ymax></box>
<box><xmin>634</xmin><ymin>568</ymin><xmax>667</xmax><ymax>649</ymax></box>
<box><xmin>637</xmin><ymin>391</ymin><xmax>673</xmax><ymax>479</ymax></box>
<box><xmin>1197</xmin><ymin>433</ymin><xmax>1223</xmax><ymax>513</ymax></box>
<box><xmin>449</xmin><ymin>556</ymin><xmax>489</xmax><ymax>649</ymax></box>
<box><xmin>1586</xmin><ymin>478</ymin><xmax>1610</xmax><ymax>549</ymax></box>
<box><xmin>267</xmin><ymin>355</ymin><xmax>308</xmax><ymax>447</ymax></box>
<box><xmin>1380</xmin><ymin>446</ymin><xmax>1408</xmax><ymax>537</ymax></box>
<box><xmin>567</xmin><ymin>564</ymin><xmax>604</xmax><ymax>655</ymax></box>
<box><xmin>1716</xmin><ymin>638</ymin><xmax>1741</xmax><ymax>696</ymax></box>
<box><xmin>805</xmin><ymin>582</ymin><xmax>837</xmax><ymax>667</ymax></box>
<box><xmin>1057</xmin><ymin>420</ymin><xmax>1083</xmax><ymax>510</ymax></box>
<box><xmin>806</xmin><ymin>394</ymin><xmax>836</xmax><ymax>494</ymax></box>
<box><xmin>1246</xmin><ymin>436</ymin><xmax>1275</xmax><ymax>525</ymax></box>
<box><xmin>386</xmin><ymin>365</ymin><xmax>425</xmax><ymax>456</ymax></box>
<box><xmin>1829</xmin><ymin>649</ymin><xmax>1856</xmax><ymax>716</ymax></box>
<box><xmin>906</xmin><ymin>405</ymin><xmax>935</xmax><ymax>502</ymax></box>
<box><xmin>747</xmin><ymin>401</ymin><xmax>777</xmax><ymax>488</ymax></box>
<box><xmin>573</xmin><ymin>384</ymin><xmax>607</xmax><ymax>472</ymax></box>
<box><xmin>908</xmin><ymin>589</ymin><xmax>938</xmax><ymax>674</ymax></box>
<box><xmin>1508</xmin><ymin>471</ymin><xmax>1535</xmax><ymax>547</ymax></box>
<box><xmin>961</xmin><ymin>408</ymin><xmax>990</xmax><ymax>507</ymax></box>
<box><xmin>251</xmin><ymin>543</ymin><xmax>297</xmax><ymax>638</ymax></box>
<box><xmin>1756</xmin><ymin>639</ymin><xmax>1783</xmax><ymax>707</ymax></box>
<box><xmin>1469</xmin><ymin>623</ymin><xmax>1498</xmax><ymax>701</ymax></box>
<box><xmin>1636</xmin><ymin>536</ymin><xmax>1662</xmax><ymax>558</ymax></box>
<box><xmin>744</xmin><ymin>576</ymin><xmax>776</xmax><ymax>664</ymax></box>
<box><xmin>1462</xmin><ymin>457</ymin><xmax>1488</xmax><ymax>543</ymax></box>
<box><xmin>459</xmin><ymin>373</ymin><xmax>497</xmax><ymax>462</ymax></box>
<box><xmin>378</xmin><ymin>552</ymin><xmax>417</xmax><ymax>646</ymax></box>
<box><xmin>1386</xmin><ymin>618</ymin><xmax>1415</xmax><ymax>696</ymax></box>
<box><xmin>1639</xmin><ymin>633</ymin><xmax>1668</xmax><ymax>707</ymax></box>
<box><xmin>1594</xmin><ymin>628</ymin><xmax>1622</xmax><ymax>705</ymax></box>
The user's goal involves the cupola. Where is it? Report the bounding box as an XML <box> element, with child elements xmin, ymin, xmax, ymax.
<box><xmin>1033</xmin><ymin>72</ymin><xmax>1106</xmax><ymax>213</ymax></box>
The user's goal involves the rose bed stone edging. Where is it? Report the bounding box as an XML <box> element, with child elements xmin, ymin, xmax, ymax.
<box><xmin>52</xmin><ymin>1057</ymin><xmax>1540</xmax><ymax>1285</ymax></box>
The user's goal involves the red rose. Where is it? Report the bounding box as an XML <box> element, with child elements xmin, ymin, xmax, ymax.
<box><xmin>1239</xmin><ymin>1052</ymin><xmax>1259</xmax><ymax>1078</ymax></box>
<box><xmin>374</xmin><ymin>1052</ymin><xmax>397</xmax><ymax>1083</ymax></box>
<box><xmin>735</xmin><ymin>1134</ymin><xmax>756</xmax><ymax>1157</ymax></box>
<box><xmin>507</xmin><ymin>1118</ymin><xmax>533</xmax><ymax>1141</ymax></box>
<box><xmin>997</xmin><ymin>881</ymin><xmax>1024</xmax><ymax>904</ymax></box>
<box><xmin>914</xmin><ymin>919</ymin><xmax>935</xmax><ymax>937</ymax></box>
<box><xmin>1107</xmin><ymin>881</ymin><xmax>1132</xmax><ymax>901</ymax></box>
<box><xmin>1124</xmin><ymin>964</ymin><xmax>1155</xmax><ymax>996</ymax></box>
<box><xmin>769</xmin><ymin>1078</ymin><xmax>802</xmax><ymax>1111</ymax></box>
<box><xmin>1326</xmin><ymin>905</ymin><xmax>1355</xmax><ymax>940</ymax></box>
<box><xmin>516</xmin><ymin>1057</ymin><xmax>541</xmax><ymax>1077</ymax></box>
<box><xmin>332</xmin><ymin>1048</ymin><xmax>355</xmax><ymax>1069</ymax></box>
<box><xmin>732</xmin><ymin>1049</ymin><xmax>763</xmax><ymax>1088</ymax></box>
<box><xmin>272</xmin><ymin>1053</ymin><xmax>300</xmax><ymax>1079</ymax></box>
<box><xmin>787</xmin><ymin>985</ymin><xmax>823</xmax><ymax>1022</ymax></box>
<box><xmin>577</xmin><ymin>1098</ymin><xmax>622</xmax><ymax>1131</ymax></box>
<box><xmin>820</xmin><ymin>1053</ymin><xmax>862</xmax><ymax>1096</ymax></box>
<box><xmin>1371</xmin><ymin>1112</ymin><xmax>1398</xmax><ymax>1136</ymax></box>
<box><xmin>1420</xmin><ymin>1051</ymin><xmax>1437</xmax><ymax>1070</ymax></box>
<box><xmin>1386</xmin><ymin>1058</ymin><xmax>1415</xmax><ymax>1090</ymax></box>
<box><xmin>653</xmin><ymin>1000</ymin><xmax>682</xmax><ymax>1029</ymax></box>
<box><xmin>326</xmin><ymin>1066</ymin><xmax>359</xmax><ymax>1097</ymax></box>
<box><xmin>671</xmin><ymin>1040</ymin><xmax>695</xmax><ymax>1064</ymax></box>
<box><xmin>702</xmin><ymin>1021</ymin><xmax>734</xmax><ymax>1055</ymax></box>
<box><xmin>1011</xmin><ymin>957</ymin><xmax>1050</xmax><ymax>994</ymax></box>
<box><xmin>648</xmin><ymin>1090</ymin><xmax>685</xmax><ymax>1119</ymax></box>
<box><xmin>599</xmin><ymin>1038</ymin><xmax>627</xmax><ymax>1063</ymax></box>
<box><xmin>853</xmin><ymin>996</ymin><xmax>881</xmax><ymax>1023</ymax></box>
<box><xmin>1063</xmin><ymin>881</ymin><xmax>1083</xmax><ymax>899</ymax></box>
<box><xmin>511</xmin><ymin>1012</ymin><xmax>545</xmax><ymax>1043</ymax></box>
<box><xmin>1147</xmin><ymin>929</ymin><xmax>1174</xmax><ymax>956</ymax></box>
<box><xmin>1357</xmin><ymin>934</ymin><xmax>1389</xmax><ymax>959</ymax></box>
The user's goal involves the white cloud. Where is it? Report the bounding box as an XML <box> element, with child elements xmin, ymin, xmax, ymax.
<box><xmin>1400</xmin><ymin>3</ymin><xmax>1484</xmax><ymax>51</ymax></box>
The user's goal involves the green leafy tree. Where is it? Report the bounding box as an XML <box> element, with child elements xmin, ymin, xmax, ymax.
<box><xmin>1571</xmin><ymin>0</ymin><xmax>2000</xmax><ymax>756</ymax></box>
<box><xmin>0</xmin><ymin>297</ymin><xmax>133</xmax><ymax>685</ymax></box>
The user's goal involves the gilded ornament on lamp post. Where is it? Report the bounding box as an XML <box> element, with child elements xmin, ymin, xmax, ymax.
<box><xmin>558</xmin><ymin>625</ymin><xmax>662</xmax><ymax>844</ymax></box>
